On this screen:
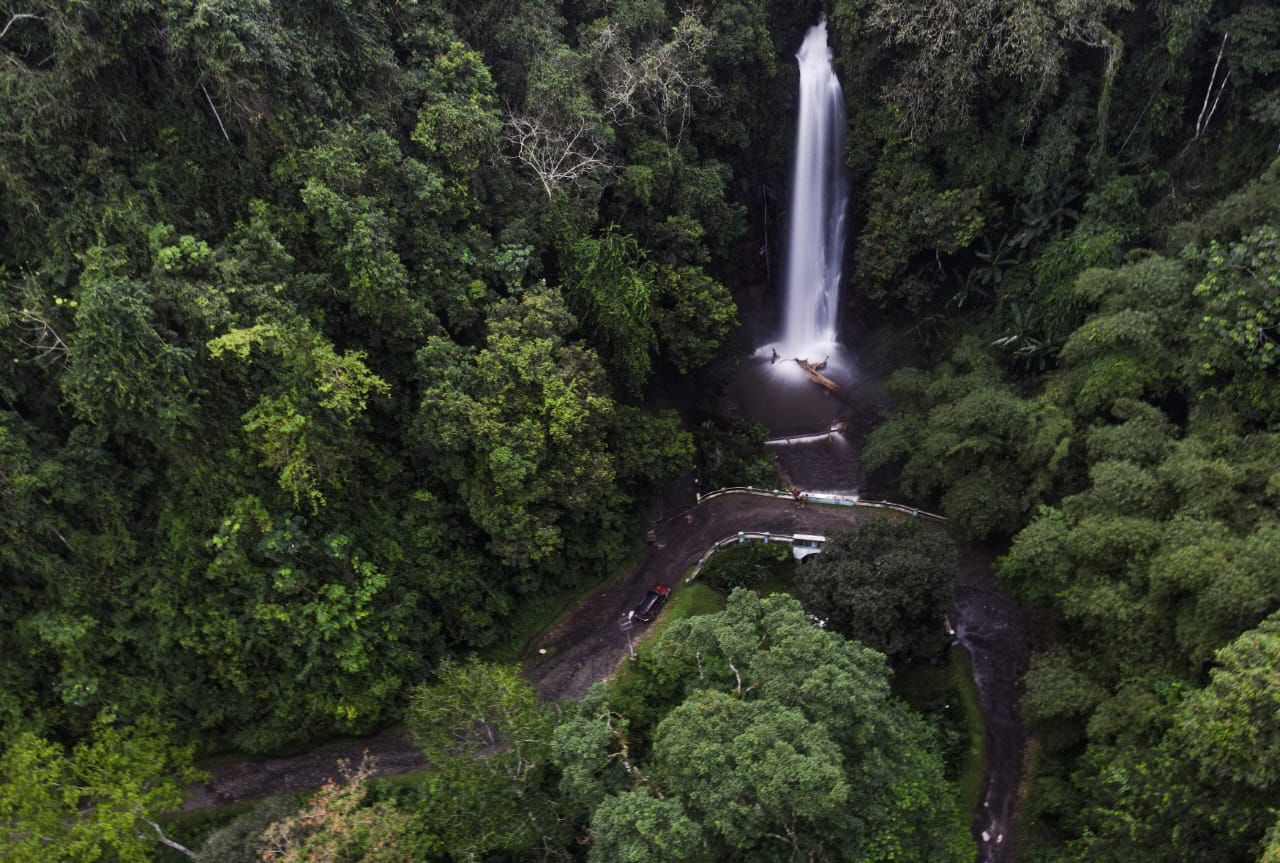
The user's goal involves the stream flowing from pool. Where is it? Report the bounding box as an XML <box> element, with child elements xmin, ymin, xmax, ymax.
<box><xmin>726</xmin><ymin>19</ymin><xmax>1031</xmax><ymax>863</ymax></box>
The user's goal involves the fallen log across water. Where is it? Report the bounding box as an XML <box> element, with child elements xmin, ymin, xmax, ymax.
<box><xmin>795</xmin><ymin>357</ymin><xmax>838</xmax><ymax>392</ymax></box>
<box><xmin>767</xmin><ymin>350</ymin><xmax>840</xmax><ymax>391</ymax></box>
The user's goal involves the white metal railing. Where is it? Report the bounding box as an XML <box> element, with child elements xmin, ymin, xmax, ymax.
<box><xmin>693</xmin><ymin>486</ymin><xmax>946</xmax><ymax>523</ymax></box>
<box><xmin>687</xmin><ymin>530</ymin><xmax>811</xmax><ymax>582</ymax></box>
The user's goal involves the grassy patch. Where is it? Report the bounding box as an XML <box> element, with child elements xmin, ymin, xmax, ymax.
<box><xmin>701</xmin><ymin>542</ymin><xmax>795</xmax><ymax>595</ymax></box>
<box><xmin>950</xmin><ymin>645</ymin><xmax>987</xmax><ymax>821</ymax></box>
<box><xmin>642</xmin><ymin>581</ymin><xmax>726</xmax><ymax>644</ymax></box>
<box><xmin>613</xmin><ymin>580</ymin><xmax>726</xmax><ymax>687</ymax></box>
<box><xmin>482</xmin><ymin>545</ymin><xmax>645</xmax><ymax>664</ymax></box>
<box><xmin>1012</xmin><ymin>736</ymin><xmax>1046</xmax><ymax>851</ymax></box>
<box><xmin>755</xmin><ymin>563</ymin><xmax>797</xmax><ymax>597</ymax></box>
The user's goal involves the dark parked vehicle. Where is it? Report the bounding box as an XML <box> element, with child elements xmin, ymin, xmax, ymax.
<box><xmin>633</xmin><ymin>583</ymin><xmax>671</xmax><ymax>622</ymax></box>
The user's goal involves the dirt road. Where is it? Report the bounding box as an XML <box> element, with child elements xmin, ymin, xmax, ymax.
<box><xmin>181</xmin><ymin>734</ymin><xmax>425</xmax><ymax>812</ymax></box>
<box><xmin>182</xmin><ymin>493</ymin><xmax>886</xmax><ymax>810</ymax></box>
<box><xmin>522</xmin><ymin>492</ymin><xmax>884</xmax><ymax>700</ymax></box>
<box><xmin>182</xmin><ymin>492</ymin><xmax>1032</xmax><ymax>863</ymax></box>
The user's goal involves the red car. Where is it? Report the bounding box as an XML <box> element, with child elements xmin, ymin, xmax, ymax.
<box><xmin>633</xmin><ymin>583</ymin><xmax>671</xmax><ymax>622</ymax></box>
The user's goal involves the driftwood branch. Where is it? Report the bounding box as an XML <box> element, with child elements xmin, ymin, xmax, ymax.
<box><xmin>796</xmin><ymin>357</ymin><xmax>838</xmax><ymax>392</ymax></box>
<box><xmin>769</xmin><ymin>351</ymin><xmax>838</xmax><ymax>392</ymax></box>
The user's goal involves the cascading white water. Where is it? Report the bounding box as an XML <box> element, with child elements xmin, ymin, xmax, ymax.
<box><xmin>779</xmin><ymin>19</ymin><xmax>848</xmax><ymax>356</ymax></box>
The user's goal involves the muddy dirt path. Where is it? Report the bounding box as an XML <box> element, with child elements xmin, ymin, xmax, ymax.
<box><xmin>181</xmin><ymin>734</ymin><xmax>425</xmax><ymax>812</ymax></box>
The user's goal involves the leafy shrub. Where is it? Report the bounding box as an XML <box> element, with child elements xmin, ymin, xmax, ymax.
<box><xmin>701</xmin><ymin>541</ymin><xmax>793</xmax><ymax>591</ymax></box>
<box><xmin>794</xmin><ymin>522</ymin><xmax>957</xmax><ymax>661</ymax></box>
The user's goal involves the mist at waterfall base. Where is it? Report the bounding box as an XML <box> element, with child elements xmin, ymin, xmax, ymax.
<box><xmin>729</xmin><ymin>18</ymin><xmax>859</xmax><ymax>493</ymax></box>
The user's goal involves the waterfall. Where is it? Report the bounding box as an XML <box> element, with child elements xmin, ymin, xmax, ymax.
<box><xmin>780</xmin><ymin>19</ymin><xmax>848</xmax><ymax>355</ymax></box>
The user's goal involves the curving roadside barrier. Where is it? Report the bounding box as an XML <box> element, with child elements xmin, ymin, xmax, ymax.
<box><xmin>686</xmin><ymin>530</ymin><xmax>823</xmax><ymax>582</ymax></box>
<box><xmin>684</xmin><ymin>488</ymin><xmax>948</xmax><ymax>583</ymax></box>
<box><xmin>695</xmin><ymin>486</ymin><xmax>947</xmax><ymax>523</ymax></box>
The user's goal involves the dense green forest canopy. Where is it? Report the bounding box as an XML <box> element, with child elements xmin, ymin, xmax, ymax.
<box><xmin>836</xmin><ymin>0</ymin><xmax>1280</xmax><ymax>860</ymax></box>
<box><xmin>5</xmin><ymin>0</ymin><xmax>1280</xmax><ymax>860</ymax></box>
<box><xmin>191</xmin><ymin>592</ymin><xmax>970</xmax><ymax>863</ymax></box>
<box><xmin>0</xmin><ymin>0</ymin><xmax>787</xmax><ymax>755</ymax></box>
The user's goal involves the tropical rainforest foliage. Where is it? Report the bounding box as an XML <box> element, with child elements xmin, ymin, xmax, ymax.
<box><xmin>844</xmin><ymin>0</ymin><xmax>1280</xmax><ymax>859</ymax></box>
<box><xmin>0</xmin><ymin>0</ymin><xmax>779</xmax><ymax>757</ymax></box>
<box><xmin>195</xmin><ymin>593</ymin><xmax>969</xmax><ymax>863</ymax></box>
<box><xmin>5</xmin><ymin>0</ymin><xmax>1280</xmax><ymax>860</ymax></box>
<box><xmin>795</xmin><ymin>522</ymin><xmax>956</xmax><ymax>662</ymax></box>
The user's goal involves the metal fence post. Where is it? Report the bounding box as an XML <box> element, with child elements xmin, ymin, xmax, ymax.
<box><xmin>619</xmin><ymin>611</ymin><xmax>636</xmax><ymax>659</ymax></box>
